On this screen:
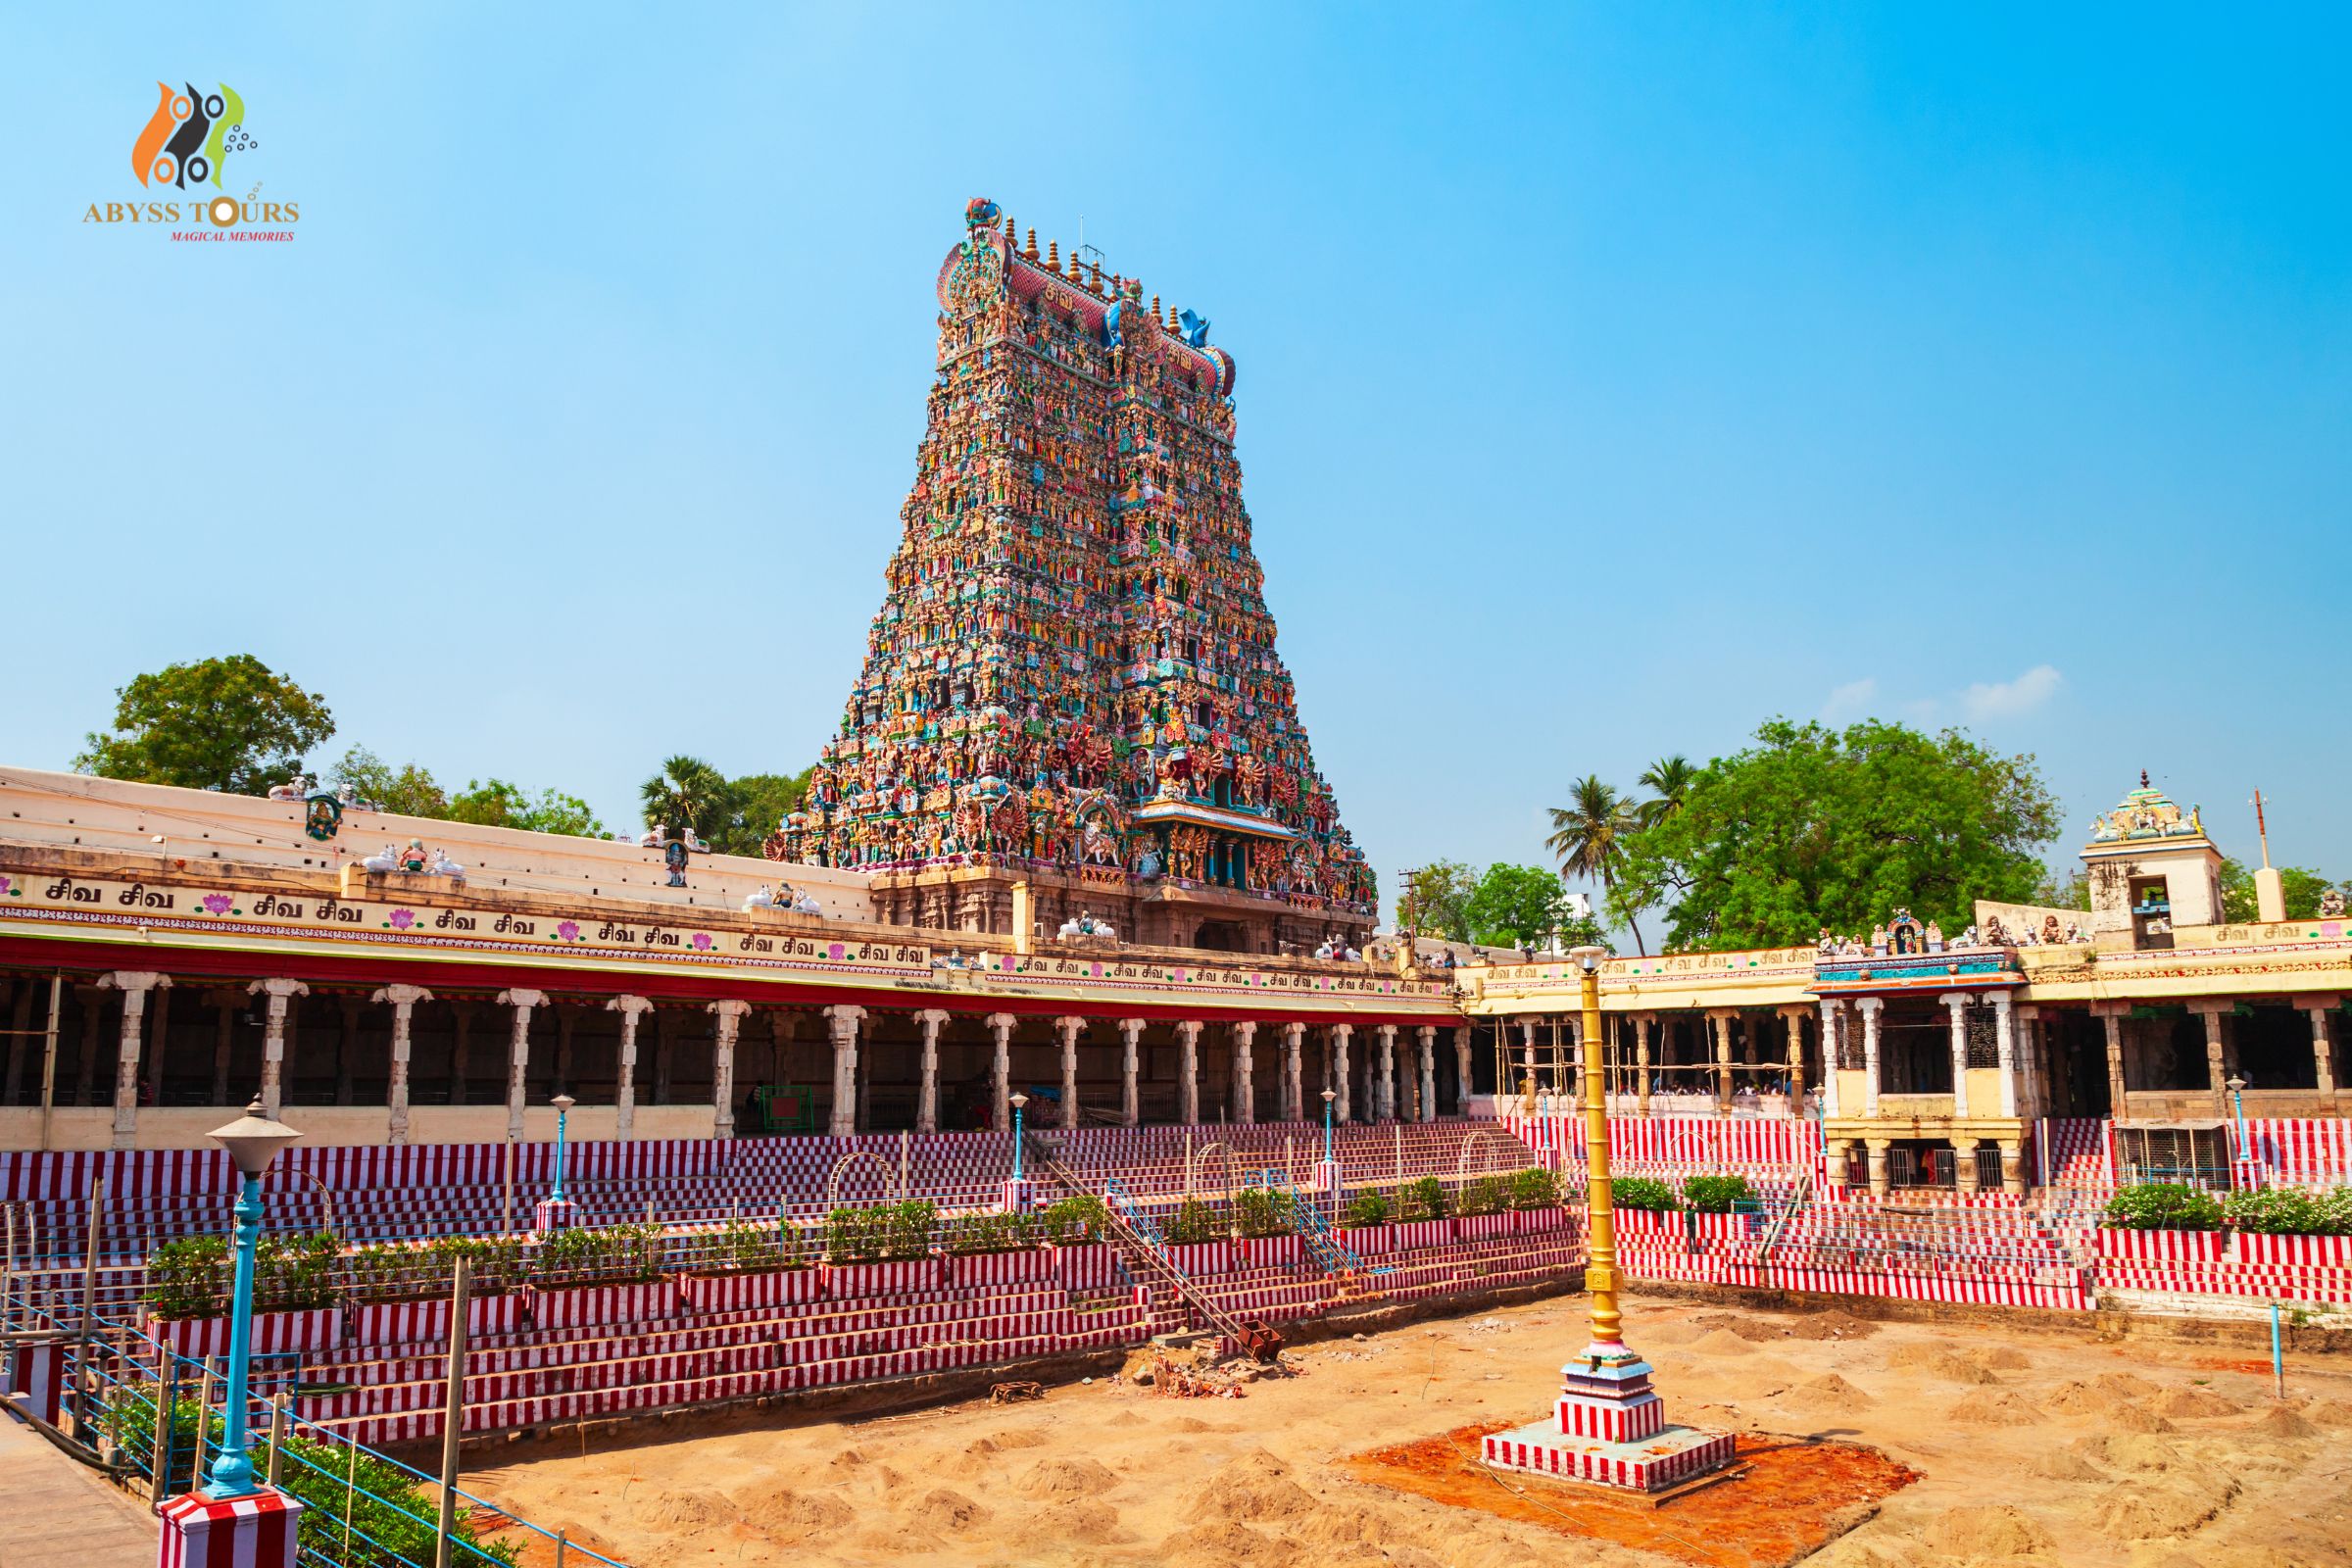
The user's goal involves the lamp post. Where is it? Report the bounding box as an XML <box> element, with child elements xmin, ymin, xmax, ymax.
<box><xmin>1009</xmin><ymin>1092</ymin><xmax>1028</xmax><ymax>1183</ymax></box>
<box><xmin>549</xmin><ymin>1094</ymin><xmax>576</xmax><ymax>1203</ymax></box>
<box><xmin>202</xmin><ymin>1101</ymin><xmax>303</xmax><ymax>1499</ymax></box>
<box><xmin>1320</xmin><ymin>1087</ymin><xmax>1336</xmax><ymax>1166</ymax></box>
<box><xmin>2226</xmin><ymin>1075</ymin><xmax>2249</xmax><ymax>1170</ymax></box>
<box><xmin>1573</xmin><ymin>945</ymin><xmax>1623</xmax><ymax>1355</ymax></box>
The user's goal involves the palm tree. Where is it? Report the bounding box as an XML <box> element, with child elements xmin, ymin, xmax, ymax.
<box><xmin>1636</xmin><ymin>755</ymin><xmax>1695</xmax><ymax>830</ymax></box>
<box><xmin>1544</xmin><ymin>775</ymin><xmax>1648</xmax><ymax>955</ymax></box>
<box><xmin>639</xmin><ymin>755</ymin><xmax>732</xmax><ymax>843</ymax></box>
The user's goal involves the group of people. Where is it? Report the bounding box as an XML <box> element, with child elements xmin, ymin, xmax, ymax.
<box><xmin>1312</xmin><ymin>935</ymin><xmax>1364</xmax><ymax>962</ymax></box>
<box><xmin>744</xmin><ymin>882</ymin><xmax>824</xmax><ymax>916</ymax></box>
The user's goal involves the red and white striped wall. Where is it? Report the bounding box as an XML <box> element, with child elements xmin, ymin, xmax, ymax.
<box><xmin>157</xmin><ymin>1489</ymin><xmax>304</xmax><ymax>1568</ymax></box>
<box><xmin>150</xmin><ymin>1308</ymin><xmax>341</xmax><ymax>1358</ymax></box>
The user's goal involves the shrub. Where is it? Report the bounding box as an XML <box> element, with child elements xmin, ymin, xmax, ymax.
<box><xmin>1611</xmin><ymin>1176</ymin><xmax>1678</xmax><ymax>1213</ymax></box>
<box><xmin>1163</xmin><ymin>1199</ymin><xmax>1219</xmax><ymax>1245</ymax></box>
<box><xmin>1396</xmin><ymin>1176</ymin><xmax>1447</xmax><ymax>1222</ymax></box>
<box><xmin>1038</xmin><ymin>1194</ymin><xmax>1108</xmax><ymax>1245</ymax></box>
<box><xmin>145</xmin><ymin>1231</ymin><xmax>341</xmax><ymax>1318</ymax></box>
<box><xmin>1680</xmin><ymin>1175</ymin><xmax>1755</xmax><ymax>1214</ymax></box>
<box><xmin>535</xmin><ymin>1221</ymin><xmax>663</xmax><ymax>1284</ymax></box>
<box><xmin>108</xmin><ymin>1391</ymin><xmax>520</xmax><ymax>1568</ymax></box>
<box><xmin>434</xmin><ymin>1234</ymin><xmax>527</xmax><ymax>1294</ymax></box>
<box><xmin>827</xmin><ymin>1200</ymin><xmax>938</xmax><ymax>1261</ymax></box>
<box><xmin>1458</xmin><ymin>1176</ymin><xmax>1508</xmax><ymax>1217</ymax></box>
<box><xmin>945</xmin><ymin>1211</ymin><xmax>1033</xmax><ymax>1255</ymax></box>
<box><xmin>2103</xmin><ymin>1183</ymin><xmax>2224</xmax><ymax>1232</ymax></box>
<box><xmin>1233</xmin><ymin>1186</ymin><xmax>1294</xmax><ymax>1239</ymax></box>
<box><xmin>2224</xmin><ymin>1186</ymin><xmax>2352</xmax><ymax>1236</ymax></box>
<box><xmin>1341</xmin><ymin>1193</ymin><xmax>1391</xmax><ymax>1229</ymax></box>
<box><xmin>1508</xmin><ymin>1167</ymin><xmax>1559</xmax><ymax>1210</ymax></box>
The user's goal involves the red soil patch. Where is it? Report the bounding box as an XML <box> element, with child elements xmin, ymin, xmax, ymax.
<box><xmin>1342</xmin><ymin>1426</ymin><xmax>1918</xmax><ymax>1568</ymax></box>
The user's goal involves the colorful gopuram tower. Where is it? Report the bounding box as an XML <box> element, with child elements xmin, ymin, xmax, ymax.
<box><xmin>773</xmin><ymin>198</ymin><xmax>1375</xmax><ymax>954</ymax></box>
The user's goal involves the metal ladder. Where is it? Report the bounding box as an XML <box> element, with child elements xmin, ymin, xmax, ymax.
<box><xmin>1251</xmin><ymin>1167</ymin><xmax>1369</xmax><ymax>1279</ymax></box>
<box><xmin>1028</xmin><ymin>1152</ymin><xmax>1268</xmax><ymax>1354</ymax></box>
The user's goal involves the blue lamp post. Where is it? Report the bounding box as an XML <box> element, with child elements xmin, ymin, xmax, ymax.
<box><xmin>202</xmin><ymin>1101</ymin><xmax>303</xmax><ymax>1499</ymax></box>
<box><xmin>1009</xmin><ymin>1092</ymin><xmax>1028</xmax><ymax>1182</ymax></box>
<box><xmin>2226</xmin><ymin>1075</ymin><xmax>2249</xmax><ymax>1169</ymax></box>
<box><xmin>550</xmin><ymin>1093</ymin><xmax>576</xmax><ymax>1202</ymax></box>
<box><xmin>1320</xmin><ymin>1087</ymin><xmax>1336</xmax><ymax>1166</ymax></box>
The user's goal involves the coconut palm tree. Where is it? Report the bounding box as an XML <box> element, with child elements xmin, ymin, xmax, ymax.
<box><xmin>1544</xmin><ymin>775</ymin><xmax>1648</xmax><ymax>956</ymax></box>
<box><xmin>1636</xmin><ymin>755</ymin><xmax>1695</xmax><ymax>830</ymax></box>
<box><xmin>639</xmin><ymin>755</ymin><xmax>733</xmax><ymax>844</ymax></box>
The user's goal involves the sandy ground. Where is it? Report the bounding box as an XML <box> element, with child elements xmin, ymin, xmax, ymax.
<box><xmin>466</xmin><ymin>1291</ymin><xmax>2352</xmax><ymax>1568</ymax></box>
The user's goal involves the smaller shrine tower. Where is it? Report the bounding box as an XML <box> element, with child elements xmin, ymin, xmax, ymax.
<box><xmin>2081</xmin><ymin>773</ymin><xmax>2224</xmax><ymax>951</ymax></box>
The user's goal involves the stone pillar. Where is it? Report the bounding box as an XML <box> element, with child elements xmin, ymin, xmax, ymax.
<box><xmin>1415</xmin><ymin>1025</ymin><xmax>1437</xmax><ymax>1123</ymax></box>
<box><xmin>606</xmin><ymin>996</ymin><xmax>653</xmax><ymax>1139</ymax></box>
<box><xmin>372</xmin><ymin>984</ymin><xmax>432</xmax><ymax>1146</ymax></box>
<box><xmin>1865</xmin><ymin>1137</ymin><xmax>1891</xmax><ymax>1199</ymax></box>
<box><xmin>1452</xmin><ymin>1025</ymin><xmax>1472</xmax><ymax>1115</ymax></box>
<box><xmin>1231</xmin><ymin>1021</ymin><xmax>1257</xmax><ymax>1125</ymax></box>
<box><xmin>986</xmin><ymin>1011</ymin><xmax>1018</xmax><ymax>1131</ymax></box>
<box><xmin>1781</xmin><ymin>1006</ymin><xmax>1806</xmax><ymax>1104</ymax></box>
<box><xmin>1175</xmin><ymin>1020</ymin><xmax>1202</xmax><ymax>1124</ymax></box>
<box><xmin>1117</xmin><ymin>1019</ymin><xmax>1145</xmax><ymax>1127</ymax></box>
<box><xmin>1330</xmin><ymin>1023</ymin><xmax>1353</xmax><ymax>1122</ymax></box>
<box><xmin>1708</xmin><ymin>1009</ymin><xmax>1734</xmax><ymax>1107</ymax></box>
<box><xmin>1054</xmin><ymin>1015</ymin><xmax>1087</xmax><ymax>1130</ymax></box>
<box><xmin>2294</xmin><ymin>997</ymin><xmax>2340</xmax><ymax>1096</ymax></box>
<box><xmin>1998</xmin><ymin>1138</ymin><xmax>2026</xmax><ymax>1196</ymax></box>
<box><xmin>826</xmin><ymin>1005</ymin><xmax>869</xmax><ymax>1136</ymax></box>
<box><xmin>915</xmin><ymin>1009</ymin><xmax>950</xmax><ymax>1134</ymax></box>
<box><xmin>1938</xmin><ymin>993</ymin><xmax>1971</xmax><ymax>1117</ymax></box>
<box><xmin>496</xmin><ymin>990</ymin><xmax>546</xmax><ymax>1142</ymax></box>
<box><xmin>1855</xmin><ymin>998</ymin><xmax>1884</xmax><ymax>1117</ymax></box>
<box><xmin>1634</xmin><ymin>1014</ymin><xmax>1653</xmax><ymax>1117</ymax></box>
<box><xmin>1375</xmin><ymin>1024</ymin><xmax>1396</xmax><ymax>1120</ymax></box>
<box><xmin>97</xmin><ymin>972</ymin><xmax>169</xmax><ymax>1149</ymax></box>
<box><xmin>1953</xmin><ymin>1136</ymin><xmax>1983</xmax><ymax>1195</ymax></box>
<box><xmin>1825</xmin><ymin>1138</ymin><xmax>1851</xmax><ymax>1189</ymax></box>
<box><xmin>248</xmin><ymin>978</ymin><xmax>309</xmax><ymax>1120</ymax></box>
<box><xmin>1281</xmin><ymin>1022</ymin><xmax>1304</xmax><ymax>1121</ymax></box>
<box><xmin>1816</xmin><ymin>1001</ymin><xmax>1843</xmax><ymax>1117</ymax></box>
<box><xmin>708</xmin><ymin>1000</ymin><xmax>751</xmax><ymax>1139</ymax></box>
<box><xmin>1990</xmin><ymin>991</ymin><xmax>2018</xmax><ymax>1117</ymax></box>
<box><xmin>1517</xmin><ymin>1018</ymin><xmax>1539</xmax><ymax>1099</ymax></box>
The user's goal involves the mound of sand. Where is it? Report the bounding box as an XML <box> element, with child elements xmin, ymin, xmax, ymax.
<box><xmin>2105</xmin><ymin>1400</ymin><xmax>2177</xmax><ymax>1434</ymax></box>
<box><xmin>1015</xmin><ymin>1457</ymin><xmax>1121</xmax><ymax>1501</ymax></box>
<box><xmin>2016</xmin><ymin>1446</ymin><xmax>2108</xmax><ymax>1483</ymax></box>
<box><xmin>1201</xmin><ymin>1448</ymin><xmax>1316</xmax><ymax>1523</ymax></box>
<box><xmin>1161</xmin><ymin>1520</ymin><xmax>1305</xmax><ymax>1568</ymax></box>
<box><xmin>1923</xmin><ymin>1503</ymin><xmax>2057</xmax><ymax>1557</ymax></box>
<box><xmin>2297</xmin><ymin>1398</ymin><xmax>2352</xmax><ymax>1429</ymax></box>
<box><xmin>1641</xmin><ymin>1321</ymin><xmax>1706</xmax><ymax>1346</ymax></box>
<box><xmin>2043</xmin><ymin>1381</ymin><xmax>2107</xmax><ymax>1416</ymax></box>
<box><xmin>1890</xmin><ymin>1343</ymin><xmax>1999</xmax><ymax>1384</ymax></box>
<box><xmin>2095</xmin><ymin>1371</ymin><xmax>2161</xmax><ymax>1398</ymax></box>
<box><xmin>1976</xmin><ymin>1345</ymin><xmax>2031</xmax><ymax>1370</ymax></box>
<box><xmin>1692</xmin><ymin>1328</ymin><xmax>1757</xmax><ymax>1356</ymax></box>
<box><xmin>1034</xmin><ymin>1499</ymin><xmax>1126</xmax><ymax>1544</ymax></box>
<box><xmin>642</xmin><ymin>1488</ymin><xmax>735</xmax><ymax>1530</ymax></box>
<box><xmin>2149</xmin><ymin>1388</ymin><xmax>2239</xmax><ymax>1418</ymax></box>
<box><xmin>2248</xmin><ymin>1405</ymin><xmax>2318</xmax><ymax>1441</ymax></box>
<box><xmin>915</xmin><ymin>1489</ymin><xmax>992</xmax><ymax>1532</ymax></box>
<box><xmin>2072</xmin><ymin>1432</ymin><xmax>2185</xmax><ymax>1474</ymax></box>
<box><xmin>737</xmin><ymin>1488</ymin><xmax>855</xmax><ymax>1541</ymax></box>
<box><xmin>1787</xmin><ymin>1372</ymin><xmax>1874</xmax><ymax>1413</ymax></box>
<box><xmin>1949</xmin><ymin>1390</ymin><xmax>2040</xmax><ymax>1426</ymax></box>
<box><xmin>2088</xmin><ymin>1473</ymin><xmax>2238</xmax><ymax>1539</ymax></box>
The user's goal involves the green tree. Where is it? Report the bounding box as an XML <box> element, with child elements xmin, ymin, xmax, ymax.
<box><xmin>1617</xmin><ymin>718</ymin><xmax>2061</xmax><ymax>952</ymax></box>
<box><xmin>1463</xmin><ymin>863</ymin><xmax>1568</xmax><ymax>949</ymax></box>
<box><xmin>714</xmin><ymin>768</ymin><xmax>814</xmax><ymax>855</ymax></box>
<box><xmin>639</xmin><ymin>756</ymin><xmax>734</xmax><ymax>843</ymax></box>
<box><xmin>77</xmin><ymin>655</ymin><xmax>334</xmax><ymax>796</ymax></box>
<box><xmin>1396</xmin><ymin>860</ymin><xmax>1477</xmax><ymax>942</ymax></box>
<box><xmin>447</xmin><ymin>779</ymin><xmax>604</xmax><ymax>838</ymax></box>
<box><xmin>2032</xmin><ymin>866</ymin><xmax>2092</xmax><ymax>911</ymax></box>
<box><xmin>2219</xmin><ymin>858</ymin><xmax>2340</xmax><ymax>923</ymax></box>
<box><xmin>329</xmin><ymin>746</ymin><xmax>450</xmax><ymax>817</ymax></box>
<box><xmin>1544</xmin><ymin>776</ymin><xmax>1648</xmax><ymax>956</ymax></box>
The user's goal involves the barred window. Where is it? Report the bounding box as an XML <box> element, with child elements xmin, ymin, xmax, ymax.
<box><xmin>1964</xmin><ymin>1004</ymin><xmax>2002</xmax><ymax>1069</ymax></box>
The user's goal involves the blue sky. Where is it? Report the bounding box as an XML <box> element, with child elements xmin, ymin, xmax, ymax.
<box><xmin>7</xmin><ymin>4</ymin><xmax>2349</xmax><ymax>921</ymax></box>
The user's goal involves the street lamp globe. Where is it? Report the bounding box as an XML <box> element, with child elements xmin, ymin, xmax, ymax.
<box><xmin>550</xmin><ymin>1093</ymin><xmax>577</xmax><ymax>1114</ymax></box>
<box><xmin>208</xmin><ymin>1099</ymin><xmax>304</xmax><ymax>1177</ymax></box>
<box><xmin>1570</xmin><ymin>943</ymin><xmax>1607</xmax><ymax>973</ymax></box>
<box><xmin>2225</xmin><ymin>1077</ymin><xmax>2246</xmax><ymax>1095</ymax></box>
<box><xmin>1009</xmin><ymin>1092</ymin><xmax>1029</xmax><ymax>1110</ymax></box>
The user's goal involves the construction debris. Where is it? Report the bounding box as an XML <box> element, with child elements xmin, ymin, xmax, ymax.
<box><xmin>989</xmin><ymin>1381</ymin><xmax>1046</xmax><ymax>1404</ymax></box>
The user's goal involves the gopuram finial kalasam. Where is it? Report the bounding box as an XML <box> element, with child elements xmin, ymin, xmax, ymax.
<box><xmin>768</xmin><ymin>198</ymin><xmax>1373</xmax><ymax>936</ymax></box>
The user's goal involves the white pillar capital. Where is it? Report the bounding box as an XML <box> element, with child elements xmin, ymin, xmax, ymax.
<box><xmin>915</xmin><ymin>1008</ymin><xmax>954</xmax><ymax>1029</ymax></box>
<box><xmin>606</xmin><ymin>994</ymin><xmax>655</xmax><ymax>1017</ymax></box>
<box><xmin>497</xmin><ymin>988</ymin><xmax>548</xmax><ymax>1009</ymax></box>
<box><xmin>372</xmin><ymin>984</ymin><xmax>432</xmax><ymax>1008</ymax></box>
<box><xmin>709</xmin><ymin>999</ymin><xmax>753</xmax><ymax>1023</ymax></box>
<box><xmin>100</xmin><ymin>970</ymin><xmax>172</xmax><ymax>995</ymax></box>
<box><xmin>249</xmin><ymin>977</ymin><xmax>309</xmax><ymax>1004</ymax></box>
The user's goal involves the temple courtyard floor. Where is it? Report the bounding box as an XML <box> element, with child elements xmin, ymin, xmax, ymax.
<box><xmin>463</xmin><ymin>1289</ymin><xmax>2352</xmax><ymax>1568</ymax></box>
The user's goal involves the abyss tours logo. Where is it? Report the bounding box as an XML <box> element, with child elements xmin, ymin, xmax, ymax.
<box><xmin>84</xmin><ymin>78</ymin><xmax>300</xmax><ymax>240</ymax></box>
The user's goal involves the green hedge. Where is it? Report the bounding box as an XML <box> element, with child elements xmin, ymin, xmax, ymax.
<box><xmin>1457</xmin><ymin>1175</ymin><xmax>1509</xmax><ymax>1218</ymax></box>
<box><xmin>1509</xmin><ymin>1167</ymin><xmax>1560</xmax><ymax>1210</ymax></box>
<box><xmin>1396</xmin><ymin>1176</ymin><xmax>1447</xmax><ymax>1222</ymax></box>
<box><xmin>1611</xmin><ymin>1176</ymin><xmax>1679</xmax><ymax>1213</ymax></box>
<box><xmin>1680</xmin><ymin>1174</ymin><xmax>1755</xmax><ymax>1214</ymax></box>
<box><xmin>2220</xmin><ymin>1186</ymin><xmax>2352</xmax><ymax>1236</ymax></box>
<box><xmin>144</xmin><ymin>1232</ymin><xmax>341</xmax><ymax>1319</ymax></box>
<box><xmin>534</xmin><ymin>1221</ymin><xmax>665</xmax><ymax>1284</ymax></box>
<box><xmin>825</xmin><ymin>1200</ymin><xmax>937</xmax><ymax>1261</ymax></box>
<box><xmin>2103</xmin><ymin>1183</ymin><xmax>2224</xmax><ymax>1231</ymax></box>
<box><xmin>1341</xmin><ymin>1193</ymin><xmax>1391</xmax><ymax>1228</ymax></box>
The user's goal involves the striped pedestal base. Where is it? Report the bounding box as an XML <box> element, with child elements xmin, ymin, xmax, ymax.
<box><xmin>157</xmin><ymin>1489</ymin><xmax>305</xmax><ymax>1568</ymax></box>
<box><xmin>1481</xmin><ymin>1418</ymin><xmax>1737</xmax><ymax>1494</ymax></box>
<box><xmin>532</xmin><ymin>1198</ymin><xmax>581</xmax><ymax>1233</ymax></box>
